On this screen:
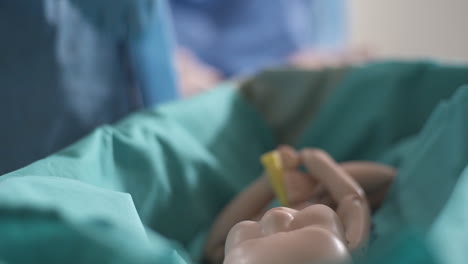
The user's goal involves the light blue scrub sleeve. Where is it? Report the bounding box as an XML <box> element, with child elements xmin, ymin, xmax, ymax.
<box><xmin>70</xmin><ymin>0</ymin><xmax>179</xmax><ymax>105</ymax></box>
<box><xmin>129</xmin><ymin>0</ymin><xmax>179</xmax><ymax>106</ymax></box>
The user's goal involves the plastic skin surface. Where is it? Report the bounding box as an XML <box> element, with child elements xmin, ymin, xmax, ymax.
<box><xmin>204</xmin><ymin>146</ymin><xmax>396</xmax><ymax>264</ymax></box>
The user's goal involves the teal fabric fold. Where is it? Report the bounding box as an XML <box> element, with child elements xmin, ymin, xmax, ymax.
<box><xmin>1</xmin><ymin>83</ymin><xmax>274</xmax><ymax>263</ymax></box>
<box><xmin>429</xmin><ymin>166</ymin><xmax>468</xmax><ymax>264</ymax></box>
<box><xmin>297</xmin><ymin>61</ymin><xmax>468</xmax><ymax>162</ymax></box>
<box><xmin>0</xmin><ymin>207</ymin><xmax>189</xmax><ymax>264</ymax></box>
<box><xmin>373</xmin><ymin>86</ymin><xmax>468</xmax><ymax>238</ymax></box>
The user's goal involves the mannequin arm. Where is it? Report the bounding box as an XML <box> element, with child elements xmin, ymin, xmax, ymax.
<box><xmin>311</xmin><ymin>161</ymin><xmax>395</xmax><ymax>210</ymax></box>
<box><xmin>341</xmin><ymin>161</ymin><xmax>395</xmax><ymax>210</ymax></box>
<box><xmin>204</xmin><ymin>175</ymin><xmax>274</xmax><ymax>263</ymax></box>
<box><xmin>301</xmin><ymin>149</ymin><xmax>370</xmax><ymax>250</ymax></box>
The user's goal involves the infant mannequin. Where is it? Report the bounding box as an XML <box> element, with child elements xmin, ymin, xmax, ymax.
<box><xmin>204</xmin><ymin>146</ymin><xmax>395</xmax><ymax>264</ymax></box>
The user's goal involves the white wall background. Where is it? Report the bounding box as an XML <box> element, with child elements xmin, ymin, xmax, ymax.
<box><xmin>348</xmin><ymin>0</ymin><xmax>468</xmax><ymax>62</ymax></box>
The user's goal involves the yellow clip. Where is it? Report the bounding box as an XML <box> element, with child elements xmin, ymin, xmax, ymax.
<box><xmin>261</xmin><ymin>151</ymin><xmax>289</xmax><ymax>206</ymax></box>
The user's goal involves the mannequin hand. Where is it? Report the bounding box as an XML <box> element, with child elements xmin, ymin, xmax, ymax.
<box><xmin>283</xmin><ymin>169</ymin><xmax>316</xmax><ymax>205</ymax></box>
<box><xmin>277</xmin><ymin>145</ymin><xmax>301</xmax><ymax>169</ymax></box>
<box><xmin>283</xmin><ymin>169</ymin><xmax>338</xmax><ymax>209</ymax></box>
<box><xmin>277</xmin><ymin>145</ymin><xmax>329</xmax><ymax>206</ymax></box>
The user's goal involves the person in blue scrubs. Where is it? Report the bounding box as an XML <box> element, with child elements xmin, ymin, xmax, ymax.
<box><xmin>170</xmin><ymin>0</ymin><xmax>348</xmax><ymax>78</ymax></box>
<box><xmin>0</xmin><ymin>0</ymin><xmax>178</xmax><ymax>175</ymax></box>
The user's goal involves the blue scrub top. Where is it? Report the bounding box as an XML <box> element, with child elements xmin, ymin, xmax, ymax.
<box><xmin>0</xmin><ymin>0</ymin><xmax>178</xmax><ymax>175</ymax></box>
<box><xmin>170</xmin><ymin>0</ymin><xmax>348</xmax><ymax>77</ymax></box>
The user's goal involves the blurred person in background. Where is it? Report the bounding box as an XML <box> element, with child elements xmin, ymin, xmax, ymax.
<box><xmin>0</xmin><ymin>0</ymin><xmax>178</xmax><ymax>175</ymax></box>
<box><xmin>170</xmin><ymin>0</ymin><xmax>357</xmax><ymax>96</ymax></box>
